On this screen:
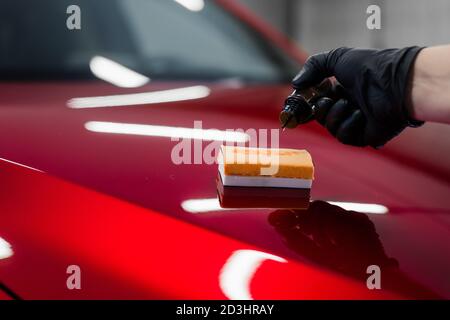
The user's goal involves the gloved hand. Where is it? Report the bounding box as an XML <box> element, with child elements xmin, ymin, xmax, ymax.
<box><xmin>292</xmin><ymin>47</ymin><xmax>425</xmax><ymax>147</ymax></box>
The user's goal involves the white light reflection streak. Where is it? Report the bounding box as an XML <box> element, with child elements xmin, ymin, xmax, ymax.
<box><xmin>219</xmin><ymin>250</ymin><xmax>287</xmax><ymax>300</ymax></box>
<box><xmin>0</xmin><ymin>157</ymin><xmax>43</xmax><ymax>173</ymax></box>
<box><xmin>181</xmin><ymin>198</ymin><xmax>227</xmax><ymax>213</ymax></box>
<box><xmin>68</xmin><ymin>85</ymin><xmax>210</xmax><ymax>109</ymax></box>
<box><xmin>328</xmin><ymin>202</ymin><xmax>388</xmax><ymax>214</ymax></box>
<box><xmin>85</xmin><ymin>122</ymin><xmax>249</xmax><ymax>143</ymax></box>
<box><xmin>181</xmin><ymin>198</ymin><xmax>388</xmax><ymax>215</ymax></box>
<box><xmin>89</xmin><ymin>56</ymin><xmax>150</xmax><ymax>88</ymax></box>
<box><xmin>0</xmin><ymin>237</ymin><xmax>13</xmax><ymax>260</ymax></box>
<box><xmin>174</xmin><ymin>0</ymin><xmax>205</xmax><ymax>11</ymax></box>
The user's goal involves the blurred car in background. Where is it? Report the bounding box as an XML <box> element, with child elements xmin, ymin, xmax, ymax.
<box><xmin>0</xmin><ymin>0</ymin><xmax>449</xmax><ymax>299</ymax></box>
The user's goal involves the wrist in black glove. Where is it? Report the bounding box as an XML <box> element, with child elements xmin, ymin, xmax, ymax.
<box><xmin>292</xmin><ymin>46</ymin><xmax>425</xmax><ymax>147</ymax></box>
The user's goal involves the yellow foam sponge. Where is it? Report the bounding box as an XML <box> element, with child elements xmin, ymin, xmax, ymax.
<box><xmin>218</xmin><ymin>145</ymin><xmax>314</xmax><ymax>189</ymax></box>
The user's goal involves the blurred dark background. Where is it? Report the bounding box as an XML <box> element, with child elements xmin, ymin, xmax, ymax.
<box><xmin>239</xmin><ymin>0</ymin><xmax>450</xmax><ymax>52</ymax></box>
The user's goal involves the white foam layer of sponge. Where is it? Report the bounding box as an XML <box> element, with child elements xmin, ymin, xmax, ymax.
<box><xmin>219</xmin><ymin>164</ymin><xmax>312</xmax><ymax>188</ymax></box>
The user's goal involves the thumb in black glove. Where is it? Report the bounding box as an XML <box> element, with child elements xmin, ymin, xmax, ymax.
<box><xmin>292</xmin><ymin>47</ymin><xmax>424</xmax><ymax>147</ymax></box>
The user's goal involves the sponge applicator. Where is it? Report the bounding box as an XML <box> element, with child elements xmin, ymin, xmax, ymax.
<box><xmin>217</xmin><ymin>145</ymin><xmax>314</xmax><ymax>189</ymax></box>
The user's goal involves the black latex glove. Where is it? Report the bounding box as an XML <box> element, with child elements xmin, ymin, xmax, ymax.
<box><xmin>292</xmin><ymin>47</ymin><xmax>425</xmax><ymax>147</ymax></box>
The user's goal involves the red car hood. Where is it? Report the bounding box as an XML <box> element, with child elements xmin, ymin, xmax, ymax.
<box><xmin>0</xmin><ymin>81</ymin><xmax>449</xmax><ymax>299</ymax></box>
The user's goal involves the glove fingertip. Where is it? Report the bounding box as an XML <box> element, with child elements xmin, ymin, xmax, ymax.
<box><xmin>292</xmin><ymin>66</ymin><xmax>318</xmax><ymax>89</ymax></box>
<box><xmin>292</xmin><ymin>52</ymin><xmax>331</xmax><ymax>89</ymax></box>
<box><xmin>314</xmin><ymin>97</ymin><xmax>334</xmax><ymax>125</ymax></box>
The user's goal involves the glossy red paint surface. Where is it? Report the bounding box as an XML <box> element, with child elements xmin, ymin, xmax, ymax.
<box><xmin>0</xmin><ymin>158</ymin><xmax>420</xmax><ymax>299</ymax></box>
<box><xmin>0</xmin><ymin>1</ymin><xmax>449</xmax><ymax>299</ymax></box>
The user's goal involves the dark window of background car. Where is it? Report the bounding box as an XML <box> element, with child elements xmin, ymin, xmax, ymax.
<box><xmin>0</xmin><ymin>0</ymin><xmax>299</xmax><ymax>83</ymax></box>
